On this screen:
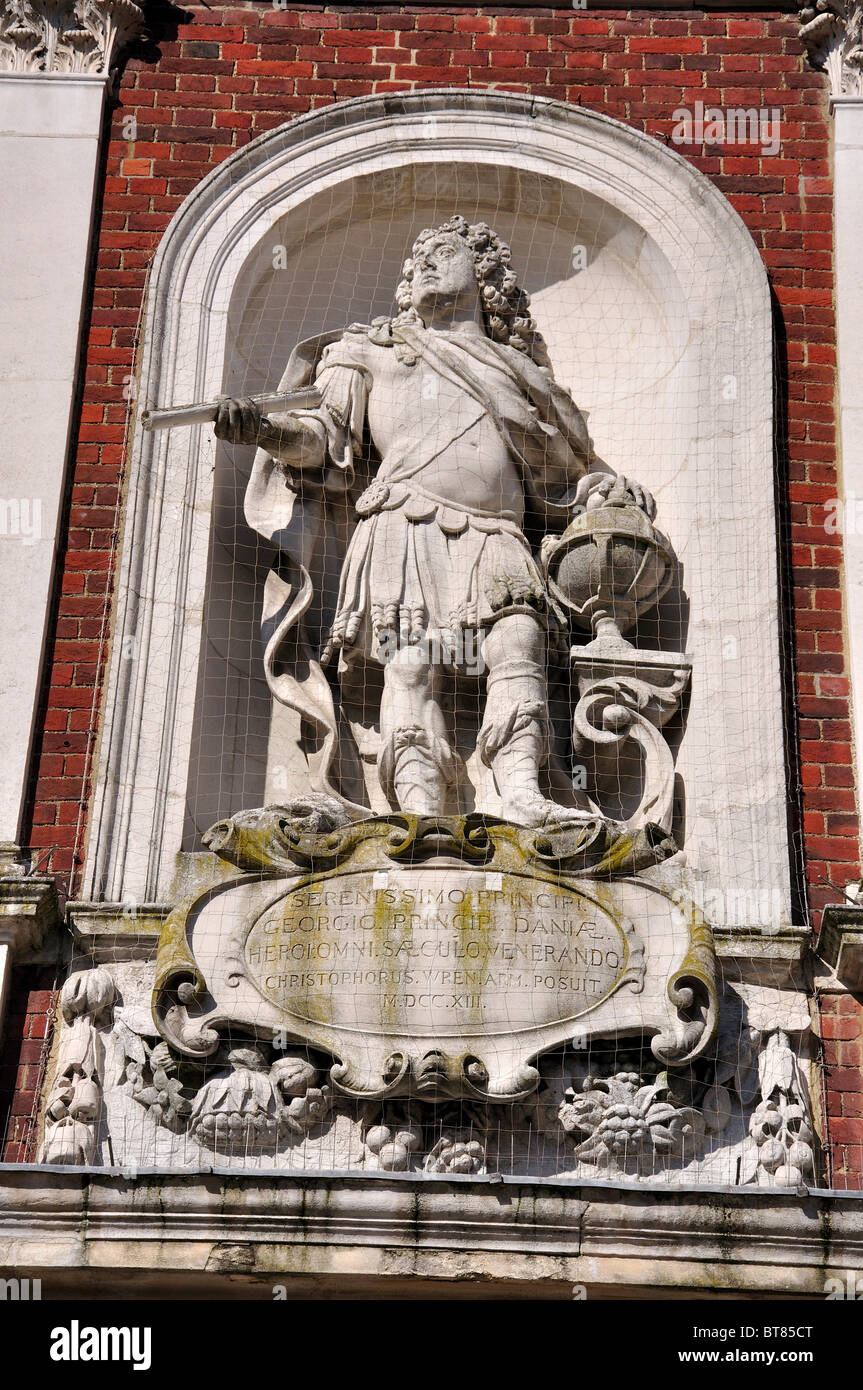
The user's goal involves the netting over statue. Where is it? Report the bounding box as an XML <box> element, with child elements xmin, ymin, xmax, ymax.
<box><xmin>28</xmin><ymin>115</ymin><xmax>813</xmax><ymax>1191</ymax></box>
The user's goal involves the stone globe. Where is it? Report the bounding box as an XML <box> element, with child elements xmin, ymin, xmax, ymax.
<box><xmin>543</xmin><ymin>501</ymin><xmax>674</xmax><ymax>645</ymax></box>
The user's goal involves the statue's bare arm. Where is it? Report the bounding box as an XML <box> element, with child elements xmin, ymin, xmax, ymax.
<box><xmin>214</xmin><ymin>396</ymin><xmax>327</xmax><ymax>470</ymax></box>
<box><xmin>516</xmin><ymin>398</ymin><xmax>656</xmax><ymax>521</ymax></box>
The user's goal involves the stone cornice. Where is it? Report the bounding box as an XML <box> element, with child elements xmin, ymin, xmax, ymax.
<box><xmin>0</xmin><ymin>874</ymin><xmax>60</xmax><ymax>959</ymax></box>
<box><xmin>818</xmin><ymin>903</ymin><xmax>863</xmax><ymax>990</ymax></box>
<box><xmin>0</xmin><ymin>0</ymin><xmax>144</xmax><ymax>77</ymax></box>
<box><xmin>0</xmin><ymin>1167</ymin><xmax>861</xmax><ymax>1296</ymax></box>
<box><xmin>800</xmin><ymin>0</ymin><xmax>863</xmax><ymax>98</ymax></box>
<box><xmin>66</xmin><ymin>900</ymin><xmax>170</xmax><ymax>961</ymax></box>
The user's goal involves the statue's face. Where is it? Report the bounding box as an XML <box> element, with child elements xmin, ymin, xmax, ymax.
<box><xmin>410</xmin><ymin>234</ymin><xmax>478</xmax><ymax>316</ymax></box>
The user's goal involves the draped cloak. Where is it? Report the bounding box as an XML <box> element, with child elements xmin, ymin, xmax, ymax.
<box><xmin>243</xmin><ymin>318</ymin><xmax>593</xmax><ymax>816</ymax></box>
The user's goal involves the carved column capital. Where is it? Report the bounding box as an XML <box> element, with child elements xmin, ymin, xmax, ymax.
<box><xmin>799</xmin><ymin>0</ymin><xmax>863</xmax><ymax>99</ymax></box>
<box><xmin>0</xmin><ymin>0</ymin><xmax>145</xmax><ymax>77</ymax></box>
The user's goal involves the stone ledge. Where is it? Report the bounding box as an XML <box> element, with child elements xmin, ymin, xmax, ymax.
<box><xmin>818</xmin><ymin>905</ymin><xmax>863</xmax><ymax>992</ymax></box>
<box><xmin>0</xmin><ymin>1167</ymin><xmax>860</xmax><ymax>1299</ymax></box>
<box><xmin>0</xmin><ymin>874</ymin><xmax>61</xmax><ymax>960</ymax></box>
<box><xmin>697</xmin><ymin>925</ymin><xmax>811</xmax><ymax>989</ymax></box>
<box><xmin>66</xmin><ymin>902</ymin><xmax>170</xmax><ymax>961</ymax></box>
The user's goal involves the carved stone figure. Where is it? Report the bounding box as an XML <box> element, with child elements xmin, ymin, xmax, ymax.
<box><xmin>215</xmin><ymin>216</ymin><xmax>660</xmax><ymax>829</ymax></box>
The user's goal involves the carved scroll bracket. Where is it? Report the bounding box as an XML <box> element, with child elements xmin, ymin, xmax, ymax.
<box><xmin>570</xmin><ymin>643</ymin><xmax>691</xmax><ymax>834</ymax></box>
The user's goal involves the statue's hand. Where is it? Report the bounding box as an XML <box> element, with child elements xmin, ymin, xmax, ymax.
<box><xmin>616</xmin><ymin>475</ymin><xmax>657</xmax><ymax>520</ymax></box>
<box><xmin>213</xmin><ymin>396</ymin><xmax>264</xmax><ymax>446</ymax></box>
<box><xmin>574</xmin><ymin>473</ymin><xmax>657</xmax><ymax>521</ymax></box>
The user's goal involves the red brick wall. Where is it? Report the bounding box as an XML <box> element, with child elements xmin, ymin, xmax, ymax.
<box><xmin>0</xmin><ymin>969</ymin><xmax>56</xmax><ymax>1162</ymax></box>
<box><xmin>819</xmin><ymin>993</ymin><xmax>863</xmax><ymax>1191</ymax></box>
<box><xmin>10</xmin><ymin>5</ymin><xmax>861</xmax><ymax>1179</ymax></box>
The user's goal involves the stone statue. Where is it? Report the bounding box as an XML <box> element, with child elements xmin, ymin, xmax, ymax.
<box><xmin>215</xmin><ymin>216</ymin><xmax>656</xmax><ymax>827</ymax></box>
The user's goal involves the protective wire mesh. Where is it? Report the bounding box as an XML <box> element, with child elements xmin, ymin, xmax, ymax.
<box><xmin>30</xmin><ymin>162</ymin><xmax>821</xmax><ymax>1189</ymax></box>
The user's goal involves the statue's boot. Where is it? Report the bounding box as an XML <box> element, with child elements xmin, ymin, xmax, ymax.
<box><xmin>379</xmin><ymin>725</ymin><xmax>462</xmax><ymax>815</ymax></box>
<box><xmin>479</xmin><ymin>659</ymin><xmax>595</xmax><ymax>828</ymax></box>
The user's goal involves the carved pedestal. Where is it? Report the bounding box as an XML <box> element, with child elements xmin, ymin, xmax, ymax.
<box><xmin>570</xmin><ymin>641</ymin><xmax>691</xmax><ymax>834</ymax></box>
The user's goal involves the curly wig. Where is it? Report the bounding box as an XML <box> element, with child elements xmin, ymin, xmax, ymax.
<box><xmin>394</xmin><ymin>215</ymin><xmax>551</xmax><ymax>369</ymax></box>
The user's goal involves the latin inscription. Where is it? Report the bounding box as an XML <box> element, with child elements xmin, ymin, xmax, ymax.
<box><xmin>245</xmin><ymin>870</ymin><xmax>628</xmax><ymax>1035</ymax></box>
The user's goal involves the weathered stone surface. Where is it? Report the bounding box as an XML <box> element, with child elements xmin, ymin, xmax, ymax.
<box><xmin>152</xmin><ymin>815</ymin><xmax>714</xmax><ymax>1103</ymax></box>
<box><xmin>2</xmin><ymin>1167</ymin><xmax>862</xmax><ymax>1299</ymax></box>
<box><xmin>820</xmin><ymin>902</ymin><xmax>863</xmax><ymax>992</ymax></box>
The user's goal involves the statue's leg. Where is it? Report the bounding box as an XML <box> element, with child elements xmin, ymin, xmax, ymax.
<box><xmin>479</xmin><ymin>614</ymin><xmax>593</xmax><ymax>828</ymax></box>
<box><xmin>378</xmin><ymin>645</ymin><xmax>462</xmax><ymax>814</ymax></box>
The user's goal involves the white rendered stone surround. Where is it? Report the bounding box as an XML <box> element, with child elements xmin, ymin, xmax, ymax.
<box><xmin>798</xmin><ymin>0</ymin><xmax>863</xmax><ymax>853</ymax></box>
<box><xmin>82</xmin><ymin>91</ymin><xmax>790</xmax><ymax>934</ymax></box>
<box><xmin>832</xmin><ymin>97</ymin><xmax>863</xmax><ymax>839</ymax></box>
<box><xmin>0</xmin><ymin>0</ymin><xmax>145</xmax><ymax>847</ymax></box>
<box><xmin>0</xmin><ymin>72</ymin><xmax>108</xmax><ymax>844</ymax></box>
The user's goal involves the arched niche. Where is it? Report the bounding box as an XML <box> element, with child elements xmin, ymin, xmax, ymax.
<box><xmin>82</xmin><ymin>91</ymin><xmax>788</xmax><ymax>935</ymax></box>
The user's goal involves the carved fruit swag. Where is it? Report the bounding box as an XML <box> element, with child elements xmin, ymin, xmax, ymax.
<box><xmin>559</xmin><ymin>1070</ymin><xmax>706</xmax><ymax>1173</ymax></box>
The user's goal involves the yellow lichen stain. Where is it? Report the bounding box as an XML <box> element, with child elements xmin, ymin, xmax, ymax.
<box><xmin>246</xmin><ymin>860</ymin><xmax>632</xmax><ymax>1040</ymax></box>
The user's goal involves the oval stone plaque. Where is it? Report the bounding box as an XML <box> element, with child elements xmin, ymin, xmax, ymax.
<box><xmin>244</xmin><ymin>865</ymin><xmax>630</xmax><ymax>1037</ymax></box>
